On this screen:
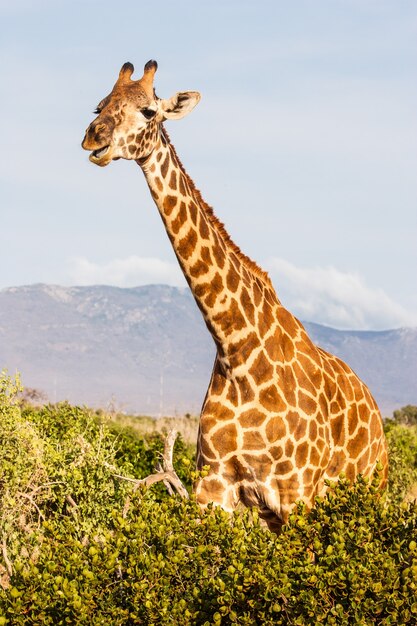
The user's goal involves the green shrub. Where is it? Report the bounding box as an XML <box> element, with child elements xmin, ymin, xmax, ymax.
<box><xmin>1</xmin><ymin>479</ymin><xmax>416</xmax><ymax>625</ymax></box>
<box><xmin>384</xmin><ymin>418</ymin><xmax>417</xmax><ymax>503</ymax></box>
<box><xmin>1</xmin><ymin>377</ymin><xmax>417</xmax><ymax>624</ymax></box>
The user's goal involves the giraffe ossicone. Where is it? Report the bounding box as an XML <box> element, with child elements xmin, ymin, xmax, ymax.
<box><xmin>82</xmin><ymin>60</ymin><xmax>388</xmax><ymax>532</ymax></box>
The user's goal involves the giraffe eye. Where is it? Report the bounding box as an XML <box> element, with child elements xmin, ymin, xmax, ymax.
<box><xmin>141</xmin><ymin>108</ymin><xmax>156</xmax><ymax>120</ymax></box>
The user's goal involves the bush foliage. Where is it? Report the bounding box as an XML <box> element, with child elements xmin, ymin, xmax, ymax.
<box><xmin>1</xmin><ymin>372</ymin><xmax>417</xmax><ymax>625</ymax></box>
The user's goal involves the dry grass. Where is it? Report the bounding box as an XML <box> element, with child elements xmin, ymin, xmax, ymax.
<box><xmin>104</xmin><ymin>412</ymin><xmax>200</xmax><ymax>446</ymax></box>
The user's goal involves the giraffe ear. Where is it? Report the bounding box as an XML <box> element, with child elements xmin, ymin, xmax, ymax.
<box><xmin>160</xmin><ymin>91</ymin><xmax>201</xmax><ymax>120</ymax></box>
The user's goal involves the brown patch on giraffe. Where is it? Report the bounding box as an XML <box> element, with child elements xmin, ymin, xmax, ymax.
<box><xmin>264</xmin><ymin>287</ymin><xmax>277</xmax><ymax>307</ymax></box>
<box><xmin>318</xmin><ymin>392</ymin><xmax>329</xmax><ymax>416</ymax></box>
<box><xmin>259</xmin><ymin>385</ymin><xmax>287</xmax><ymax>413</ymax></box>
<box><xmin>224</xmin><ymin>456</ymin><xmax>248</xmax><ymax>481</ymax></box>
<box><xmin>156</xmin><ymin>151</ymin><xmax>163</xmax><ymax>162</ymax></box>
<box><xmin>303</xmin><ymin>467</ymin><xmax>314</xmax><ymax>484</ymax></box>
<box><xmin>280</xmin><ymin>332</ymin><xmax>295</xmax><ymax>361</ymax></box>
<box><xmin>211</xmin><ymin>423</ymin><xmax>238</xmax><ymax>454</ymax></box>
<box><xmin>293</xmin><ymin>414</ymin><xmax>308</xmax><ymax>439</ymax></box>
<box><xmin>309</xmin><ymin>446</ymin><xmax>321</xmax><ymax>466</ymax></box>
<box><xmin>212</xmin><ymin>240</ymin><xmax>226</xmax><ymax>269</ymax></box>
<box><xmin>199</xmin><ymin>436</ymin><xmax>216</xmax><ymax>461</ymax></box>
<box><xmin>179</xmin><ymin>175</ymin><xmax>186</xmax><ymax>196</ymax></box>
<box><xmin>188</xmin><ymin>201</ymin><xmax>198</xmax><ymax>225</ymax></box>
<box><xmin>280</xmin><ymin>366</ymin><xmax>297</xmax><ymax>407</ymax></box>
<box><xmin>268</xmin><ymin>445</ymin><xmax>284</xmax><ymax>460</ymax></box>
<box><xmin>128</xmin><ymin>144</ymin><xmax>136</xmax><ymax>155</ymax></box>
<box><xmin>197</xmin><ymin>478</ymin><xmax>225</xmax><ymax>505</ymax></box>
<box><xmin>330</xmin><ymin>400</ymin><xmax>341</xmax><ymax>415</ymax></box>
<box><xmin>169</xmin><ymin>169</ymin><xmax>177</xmax><ymax>190</ymax></box>
<box><xmin>200</xmin><ymin>245</ymin><xmax>212</xmax><ymax>265</ymax></box>
<box><xmin>357</xmin><ymin>448</ymin><xmax>370</xmax><ymax>473</ymax></box>
<box><xmin>275</xmin><ymin>460</ymin><xmax>293</xmax><ymax>476</ymax></box>
<box><xmin>278</xmin><ymin>308</ymin><xmax>300</xmax><ymax>338</ymax></box>
<box><xmin>253</xmin><ymin>281</ymin><xmax>263</xmax><ymax>307</ymax></box>
<box><xmin>239</xmin><ymin>409</ymin><xmax>267</xmax><ymax>428</ymax></box>
<box><xmin>354</xmin><ymin>385</ymin><xmax>365</xmax><ymax>402</ymax></box>
<box><xmin>265</xmin><ymin>416</ymin><xmax>287</xmax><ymax>443</ymax></box>
<box><xmin>358</xmin><ymin>402</ymin><xmax>370</xmax><ymax>422</ymax></box>
<box><xmin>203</xmin><ymin>401</ymin><xmax>234</xmax><ymax>421</ymax></box>
<box><xmin>280</xmin><ymin>473</ymin><xmax>301</xmax><ymax>502</ymax></box>
<box><xmin>347</xmin><ymin>404</ymin><xmax>359</xmax><ymax>435</ymax></box>
<box><xmin>226</xmin><ymin>384</ymin><xmax>239</xmax><ymax>406</ymax></box>
<box><xmin>177</xmin><ymin>227</ymin><xmax>198</xmax><ymax>260</ymax></box>
<box><xmin>226</xmin><ymin>264</ymin><xmax>240</xmax><ymax>293</ymax></box>
<box><xmin>229</xmin><ymin>332</ymin><xmax>261</xmax><ymax>368</ymax></box>
<box><xmin>243</xmin><ymin>454</ymin><xmax>273</xmax><ymax>482</ymax></box>
<box><xmin>258</xmin><ymin>301</ymin><xmax>275</xmax><ymax>337</ymax></box>
<box><xmin>345</xmin><ymin>463</ymin><xmax>356</xmax><ymax>483</ymax></box>
<box><xmin>326</xmin><ymin>449</ymin><xmax>347</xmax><ymax>477</ymax></box>
<box><xmin>331</xmin><ymin>414</ymin><xmax>345</xmax><ymax>446</ymax></box>
<box><xmin>240</xmin><ymin>287</ymin><xmax>255</xmax><ymax>325</ymax></box>
<box><xmin>117</xmin><ymin>137</ymin><xmax>125</xmax><ymax>147</ymax></box>
<box><xmin>299</xmin><ymin>353</ymin><xmax>323</xmax><ymax>388</ymax></box>
<box><xmin>212</xmin><ymin>298</ymin><xmax>246</xmax><ymax>335</ymax></box>
<box><xmin>209</xmin><ymin>372</ymin><xmax>227</xmax><ymax>397</ymax></box>
<box><xmin>308</xmin><ymin>420</ymin><xmax>318</xmax><ymax>441</ymax></box>
<box><xmin>347</xmin><ymin>426</ymin><xmax>369</xmax><ymax>458</ymax></box>
<box><xmin>200</xmin><ymin>415</ymin><xmax>217</xmax><ymax>433</ymax></box>
<box><xmin>171</xmin><ymin>201</ymin><xmax>188</xmax><ymax>234</ymax></box>
<box><xmin>295</xmin><ymin>441</ymin><xmax>309</xmax><ymax>468</ymax></box>
<box><xmin>199</xmin><ymin>216</ymin><xmax>210</xmax><ymax>240</ymax></box>
<box><xmin>249</xmin><ymin>351</ymin><xmax>274</xmax><ymax>386</ymax></box>
<box><xmin>148</xmin><ymin>163</ymin><xmax>156</xmax><ymax>173</ymax></box>
<box><xmin>293</xmin><ymin>362</ymin><xmax>316</xmax><ymax>397</ymax></box>
<box><xmin>285</xmin><ymin>439</ymin><xmax>294</xmax><ymax>458</ymax></box>
<box><xmin>163</xmin><ymin>194</ymin><xmax>177</xmax><ymax>214</ymax></box>
<box><xmin>194</xmin><ymin>282</ymin><xmax>209</xmax><ymax>300</ymax></box>
<box><xmin>190</xmin><ymin>259</ymin><xmax>210</xmax><ymax>278</ymax></box>
<box><xmin>236</xmin><ymin>376</ymin><xmax>255</xmax><ymax>403</ymax></box>
<box><xmin>204</xmin><ymin>272</ymin><xmax>223</xmax><ymax>308</ymax></box>
<box><xmin>297</xmin><ymin>390</ymin><xmax>317</xmax><ymax>416</ymax></box>
<box><xmin>161</xmin><ymin>152</ymin><xmax>170</xmax><ymax>178</ymax></box>
<box><xmin>369</xmin><ymin>411</ymin><xmax>381</xmax><ymax>437</ymax></box>
<box><xmin>264</xmin><ymin>331</ymin><xmax>283</xmax><ymax>362</ymax></box>
<box><xmin>243</xmin><ymin>430</ymin><xmax>267</xmax><ymax>450</ymax></box>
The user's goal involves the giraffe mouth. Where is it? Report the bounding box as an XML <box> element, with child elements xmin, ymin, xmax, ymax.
<box><xmin>89</xmin><ymin>145</ymin><xmax>112</xmax><ymax>165</ymax></box>
<box><xmin>91</xmin><ymin>146</ymin><xmax>110</xmax><ymax>160</ymax></box>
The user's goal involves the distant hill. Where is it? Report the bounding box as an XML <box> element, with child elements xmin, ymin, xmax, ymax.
<box><xmin>0</xmin><ymin>284</ymin><xmax>415</xmax><ymax>416</ymax></box>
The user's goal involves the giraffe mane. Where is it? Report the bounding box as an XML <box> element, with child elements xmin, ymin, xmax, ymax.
<box><xmin>160</xmin><ymin>126</ymin><xmax>273</xmax><ymax>288</ymax></box>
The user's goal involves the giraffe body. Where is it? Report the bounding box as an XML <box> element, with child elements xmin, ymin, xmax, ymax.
<box><xmin>82</xmin><ymin>61</ymin><xmax>388</xmax><ymax>531</ymax></box>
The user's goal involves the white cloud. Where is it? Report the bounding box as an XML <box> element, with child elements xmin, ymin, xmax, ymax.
<box><xmin>68</xmin><ymin>256</ymin><xmax>185</xmax><ymax>288</ymax></box>
<box><xmin>265</xmin><ymin>258</ymin><xmax>417</xmax><ymax>330</ymax></box>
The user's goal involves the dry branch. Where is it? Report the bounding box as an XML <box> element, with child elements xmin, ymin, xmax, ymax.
<box><xmin>118</xmin><ymin>429</ymin><xmax>189</xmax><ymax>517</ymax></box>
<box><xmin>1</xmin><ymin>535</ymin><xmax>13</xmax><ymax>578</ymax></box>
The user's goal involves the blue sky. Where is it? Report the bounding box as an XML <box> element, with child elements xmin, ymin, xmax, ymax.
<box><xmin>1</xmin><ymin>0</ymin><xmax>416</xmax><ymax>330</ymax></box>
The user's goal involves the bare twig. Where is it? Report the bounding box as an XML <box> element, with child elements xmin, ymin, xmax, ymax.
<box><xmin>18</xmin><ymin>492</ymin><xmax>45</xmax><ymax>521</ymax></box>
<box><xmin>1</xmin><ymin>536</ymin><xmax>13</xmax><ymax>578</ymax></box>
<box><xmin>65</xmin><ymin>494</ymin><xmax>79</xmax><ymax>517</ymax></box>
<box><xmin>119</xmin><ymin>429</ymin><xmax>189</xmax><ymax>517</ymax></box>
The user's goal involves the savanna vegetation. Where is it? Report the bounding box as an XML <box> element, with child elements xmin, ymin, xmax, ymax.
<box><xmin>0</xmin><ymin>371</ymin><xmax>416</xmax><ymax>625</ymax></box>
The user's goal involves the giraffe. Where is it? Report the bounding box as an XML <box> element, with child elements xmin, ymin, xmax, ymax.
<box><xmin>82</xmin><ymin>60</ymin><xmax>388</xmax><ymax>532</ymax></box>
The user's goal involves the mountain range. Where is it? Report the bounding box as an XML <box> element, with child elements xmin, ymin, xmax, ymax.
<box><xmin>0</xmin><ymin>284</ymin><xmax>415</xmax><ymax>416</ymax></box>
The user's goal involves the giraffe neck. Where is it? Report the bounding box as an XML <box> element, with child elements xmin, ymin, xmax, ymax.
<box><xmin>137</xmin><ymin>127</ymin><xmax>279</xmax><ymax>370</ymax></box>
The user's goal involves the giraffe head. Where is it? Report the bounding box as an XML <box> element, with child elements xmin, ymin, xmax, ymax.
<box><xmin>81</xmin><ymin>60</ymin><xmax>201</xmax><ymax>166</ymax></box>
